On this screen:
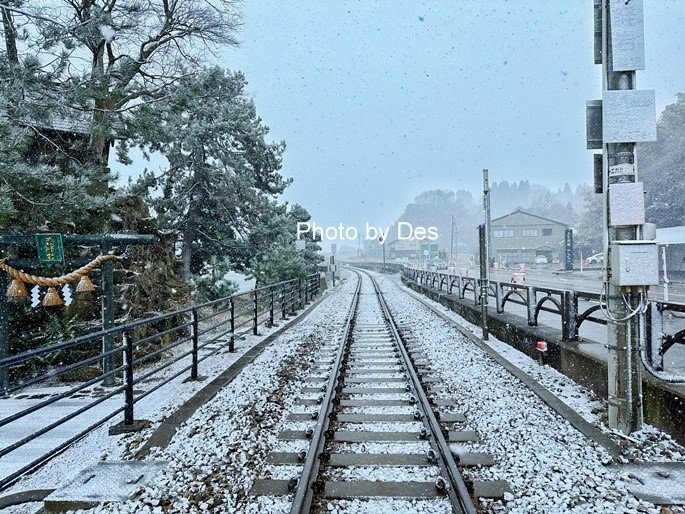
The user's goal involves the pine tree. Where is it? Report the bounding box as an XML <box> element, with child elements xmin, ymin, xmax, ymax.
<box><xmin>639</xmin><ymin>93</ymin><xmax>685</xmax><ymax>228</ymax></box>
<box><xmin>0</xmin><ymin>1</ymin><xmax>242</xmax><ymax>232</ymax></box>
<box><xmin>129</xmin><ymin>67</ymin><xmax>290</xmax><ymax>284</ymax></box>
<box><xmin>246</xmin><ymin>204</ymin><xmax>323</xmax><ymax>285</ymax></box>
<box><xmin>576</xmin><ymin>184</ymin><xmax>603</xmax><ymax>256</ymax></box>
<box><xmin>0</xmin><ymin>51</ymin><xmax>108</xmax><ymax>232</ymax></box>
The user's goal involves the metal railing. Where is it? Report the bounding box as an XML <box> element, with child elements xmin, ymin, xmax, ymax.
<box><xmin>340</xmin><ymin>261</ymin><xmax>404</xmax><ymax>274</ymax></box>
<box><xmin>0</xmin><ymin>273</ymin><xmax>321</xmax><ymax>490</ymax></box>
<box><xmin>402</xmin><ymin>266</ymin><xmax>685</xmax><ymax>369</ymax></box>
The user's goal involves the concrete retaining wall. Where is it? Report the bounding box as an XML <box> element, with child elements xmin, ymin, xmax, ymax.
<box><xmin>403</xmin><ymin>277</ymin><xmax>685</xmax><ymax>445</ymax></box>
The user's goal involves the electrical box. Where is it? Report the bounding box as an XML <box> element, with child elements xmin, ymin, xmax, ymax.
<box><xmin>602</xmin><ymin>90</ymin><xmax>656</xmax><ymax>143</ymax></box>
<box><xmin>610</xmin><ymin>241</ymin><xmax>658</xmax><ymax>286</ymax></box>
<box><xmin>593</xmin><ymin>154</ymin><xmax>603</xmax><ymax>194</ymax></box>
<box><xmin>643</xmin><ymin>223</ymin><xmax>657</xmax><ymax>241</ymax></box>
<box><xmin>586</xmin><ymin>100</ymin><xmax>603</xmax><ymax>150</ymax></box>
<box><xmin>609</xmin><ymin>182</ymin><xmax>645</xmax><ymax>226</ymax></box>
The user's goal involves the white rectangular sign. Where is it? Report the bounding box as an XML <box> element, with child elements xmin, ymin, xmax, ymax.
<box><xmin>602</xmin><ymin>89</ymin><xmax>656</xmax><ymax>143</ymax></box>
<box><xmin>610</xmin><ymin>0</ymin><xmax>645</xmax><ymax>71</ymax></box>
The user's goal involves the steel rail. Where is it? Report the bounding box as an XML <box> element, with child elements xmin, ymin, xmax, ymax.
<box><xmin>289</xmin><ymin>271</ymin><xmax>362</xmax><ymax>514</ymax></box>
<box><xmin>363</xmin><ymin>269</ymin><xmax>477</xmax><ymax>514</ymax></box>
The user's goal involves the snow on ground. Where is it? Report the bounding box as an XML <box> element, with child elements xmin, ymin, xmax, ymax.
<box><xmin>2</xmin><ymin>282</ymin><xmax>343</xmax><ymax>514</ymax></box>
<box><xmin>373</xmin><ymin>271</ymin><xmax>683</xmax><ymax>514</ymax></box>
<box><xmin>0</xmin><ymin>308</ymin><xmax>275</xmax><ymax>487</ymax></box>
<box><xmin>392</xmin><ymin>273</ymin><xmax>685</xmax><ymax>466</ymax></box>
<box><xmin>52</xmin><ymin>275</ymin><xmax>357</xmax><ymax>514</ymax></box>
<box><xmin>11</xmin><ymin>269</ymin><xmax>685</xmax><ymax>513</ymax></box>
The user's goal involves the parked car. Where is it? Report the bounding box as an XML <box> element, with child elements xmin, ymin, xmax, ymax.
<box><xmin>426</xmin><ymin>258</ymin><xmax>447</xmax><ymax>271</ymax></box>
<box><xmin>587</xmin><ymin>252</ymin><xmax>604</xmax><ymax>265</ymax></box>
<box><xmin>534</xmin><ymin>255</ymin><xmax>548</xmax><ymax>264</ymax></box>
<box><xmin>511</xmin><ymin>272</ymin><xmax>526</xmax><ymax>285</ymax></box>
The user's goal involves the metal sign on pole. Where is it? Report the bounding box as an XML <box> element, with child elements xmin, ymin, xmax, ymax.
<box><xmin>483</xmin><ymin>169</ymin><xmax>492</xmax><ymax>270</ymax></box>
<box><xmin>564</xmin><ymin>229</ymin><xmax>574</xmax><ymax>271</ymax></box>
<box><xmin>330</xmin><ymin>255</ymin><xmax>336</xmax><ymax>286</ymax></box>
<box><xmin>35</xmin><ymin>234</ymin><xmax>65</xmax><ymax>265</ymax></box>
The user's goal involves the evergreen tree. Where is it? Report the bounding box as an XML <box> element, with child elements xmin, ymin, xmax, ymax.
<box><xmin>0</xmin><ymin>49</ymin><xmax>108</xmax><ymax>232</ymax></box>
<box><xmin>576</xmin><ymin>184</ymin><xmax>603</xmax><ymax>256</ymax></box>
<box><xmin>246</xmin><ymin>203</ymin><xmax>323</xmax><ymax>285</ymax></box>
<box><xmin>129</xmin><ymin>67</ymin><xmax>290</xmax><ymax>283</ymax></box>
<box><xmin>393</xmin><ymin>189</ymin><xmax>480</xmax><ymax>252</ymax></box>
<box><xmin>522</xmin><ymin>190</ymin><xmax>579</xmax><ymax>227</ymax></box>
<box><xmin>639</xmin><ymin>93</ymin><xmax>685</xmax><ymax>228</ymax></box>
<box><xmin>1</xmin><ymin>0</ymin><xmax>241</xmax><ymax>165</ymax></box>
<box><xmin>0</xmin><ymin>0</ymin><xmax>242</xmax><ymax>232</ymax></box>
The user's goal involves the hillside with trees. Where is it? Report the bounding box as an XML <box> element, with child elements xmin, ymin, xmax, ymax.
<box><xmin>392</xmin><ymin>182</ymin><xmax>585</xmax><ymax>253</ymax></box>
<box><xmin>392</xmin><ymin>90</ymin><xmax>685</xmax><ymax>258</ymax></box>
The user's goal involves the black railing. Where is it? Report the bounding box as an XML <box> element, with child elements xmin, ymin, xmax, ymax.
<box><xmin>402</xmin><ymin>266</ymin><xmax>685</xmax><ymax>369</ymax></box>
<box><xmin>0</xmin><ymin>273</ymin><xmax>321</xmax><ymax>490</ymax></box>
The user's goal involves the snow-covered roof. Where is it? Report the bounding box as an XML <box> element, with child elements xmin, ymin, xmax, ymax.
<box><xmin>0</xmin><ymin>94</ymin><xmax>93</xmax><ymax>136</ymax></box>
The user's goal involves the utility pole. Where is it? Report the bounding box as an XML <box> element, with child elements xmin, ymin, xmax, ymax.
<box><xmin>483</xmin><ymin>169</ymin><xmax>492</xmax><ymax>267</ymax></box>
<box><xmin>588</xmin><ymin>0</ymin><xmax>658</xmax><ymax>433</ymax></box>
<box><xmin>480</xmin><ymin>169</ymin><xmax>491</xmax><ymax>341</ymax></box>
<box><xmin>450</xmin><ymin>214</ymin><xmax>455</xmax><ymax>262</ymax></box>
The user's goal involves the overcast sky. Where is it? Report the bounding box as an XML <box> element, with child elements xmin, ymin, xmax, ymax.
<box><xmin>115</xmin><ymin>1</ymin><xmax>684</xmax><ymax>238</ymax></box>
<box><xmin>213</xmin><ymin>0</ymin><xmax>684</xmax><ymax>233</ymax></box>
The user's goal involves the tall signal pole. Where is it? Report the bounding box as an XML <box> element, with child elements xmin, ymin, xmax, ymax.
<box><xmin>483</xmin><ymin>169</ymin><xmax>492</xmax><ymax>267</ymax></box>
<box><xmin>479</xmin><ymin>169</ymin><xmax>491</xmax><ymax>341</ymax></box>
<box><xmin>450</xmin><ymin>214</ymin><xmax>455</xmax><ymax>261</ymax></box>
<box><xmin>588</xmin><ymin>0</ymin><xmax>658</xmax><ymax>433</ymax></box>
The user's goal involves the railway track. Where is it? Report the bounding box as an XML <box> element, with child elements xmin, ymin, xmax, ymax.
<box><xmin>251</xmin><ymin>269</ymin><xmax>509</xmax><ymax>513</ymax></box>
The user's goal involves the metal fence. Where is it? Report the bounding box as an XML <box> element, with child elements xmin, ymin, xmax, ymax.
<box><xmin>402</xmin><ymin>267</ymin><xmax>685</xmax><ymax>370</ymax></box>
<box><xmin>0</xmin><ymin>273</ymin><xmax>320</xmax><ymax>490</ymax></box>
